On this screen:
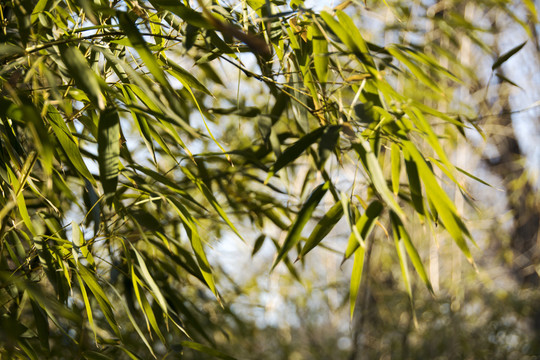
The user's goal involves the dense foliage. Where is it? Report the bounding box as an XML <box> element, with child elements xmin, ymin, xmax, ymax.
<box><xmin>1</xmin><ymin>0</ymin><xmax>538</xmax><ymax>358</ymax></box>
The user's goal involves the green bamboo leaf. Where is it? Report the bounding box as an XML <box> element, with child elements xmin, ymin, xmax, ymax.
<box><xmin>404</xmin><ymin>151</ymin><xmax>425</xmax><ymax>216</ymax></box>
<box><xmin>320</xmin><ymin>11</ymin><xmax>356</xmax><ymax>55</ymax></box>
<box><xmin>387</xmin><ymin>45</ymin><xmax>444</xmax><ymax>96</ymax></box>
<box><xmin>182</xmin><ymin>167</ymin><xmax>243</xmax><ymax>241</ymax></box>
<box><xmin>30</xmin><ymin>299</ymin><xmax>50</xmax><ymax>352</ymax></box>
<box><xmin>132</xmin><ymin>274</ymin><xmax>167</xmax><ymax>345</ymax></box>
<box><xmin>340</xmin><ymin>193</ymin><xmax>364</xmax><ymax>249</ymax></box>
<box><xmin>108</xmin><ymin>285</ymin><xmax>156</xmax><ymax>358</ymax></box>
<box><xmin>181</xmin><ymin>341</ymin><xmax>236</xmax><ymax>360</ymax></box>
<box><xmin>60</xmin><ymin>45</ymin><xmax>105</xmax><ymax>110</ymax></box>
<box><xmin>148</xmin><ymin>0</ymin><xmax>211</xmax><ymax>28</ymax></box>
<box><xmin>132</xmin><ymin>248</ymin><xmax>169</xmax><ymax>318</ymax></box>
<box><xmin>252</xmin><ymin>234</ymin><xmax>266</xmax><ymax>256</ymax></box>
<box><xmin>318</xmin><ymin>125</ymin><xmax>341</xmax><ymax>169</ymax></box>
<box><xmin>402</xmin><ymin>141</ymin><xmax>473</xmax><ymax>262</ymax></box>
<box><xmin>298</xmin><ymin>201</ymin><xmax>344</xmax><ymax>260</ymax></box>
<box><xmin>265</xmin><ymin>126</ymin><xmax>326</xmax><ymax>183</ymax></box>
<box><xmin>343</xmin><ymin>201</ymin><xmax>383</xmax><ymax>260</ymax></box>
<box><xmin>390</xmin><ymin>212</ymin><xmax>433</xmax><ymax>293</ymax></box>
<box><xmin>311</xmin><ymin>22</ymin><xmax>328</xmax><ymax>84</ymax></box>
<box><xmin>47</xmin><ymin>106</ymin><xmax>95</xmax><ymax>184</ymax></box>
<box><xmin>117</xmin><ymin>11</ymin><xmax>170</xmax><ymax>88</ymax></box>
<box><xmin>271</xmin><ymin>182</ymin><xmax>329</xmax><ymax>271</ymax></box>
<box><xmin>161</xmin><ymin>57</ymin><xmax>212</xmax><ymax>96</ymax></box>
<box><xmin>98</xmin><ymin>107</ymin><xmax>120</xmax><ymax>198</ymax></box>
<box><xmin>391</xmin><ymin>143</ymin><xmax>401</xmax><ymax>195</ymax></box>
<box><xmin>353</xmin><ymin>141</ymin><xmax>405</xmax><ymax>218</ymax></box>
<box><xmin>8</xmin><ymin>166</ymin><xmax>36</xmax><ymax>236</ymax></box>
<box><xmin>335</xmin><ymin>10</ymin><xmax>376</xmax><ymax>70</ymax></box>
<box><xmin>405</xmin><ymin>106</ymin><xmax>459</xmax><ymax>185</ymax></box>
<box><xmin>168</xmin><ymin>198</ymin><xmax>218</xmax><ymax>298</ymax></box>
<box><xmin>78</xmin><ymin>265</ymin><xmax>121</xmax><ymax>336</ymax></box>
<box><xmin>391</xmin><ymin>213</ymin><xmax>413</xmax><ymax>300</ymax></box>
<box><xmin>349</xmin><ymin>246</ymin><xmax>365</xmax><ymax>318</ymax></box>
<box><xmin>492</xmin><ymin>41</ymin><xmax>527</xmax><ymax>70</ymax></box>
<box><xmin>76</xmin><ymin>273</ymin><xmax>97</xmax><ymax>344</ymax></box>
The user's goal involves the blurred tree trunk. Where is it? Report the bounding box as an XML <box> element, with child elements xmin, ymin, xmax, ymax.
<box><xmin>483</xmin><ymin>14</ymin><xmax>540</xmax><ymax>349</ymax></box>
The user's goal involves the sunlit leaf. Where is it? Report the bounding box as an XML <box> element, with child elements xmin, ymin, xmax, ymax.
<box><xmin>272</xmin><ymin>182</ymin><xmax>329</xmax><ymax>270</ymax></box>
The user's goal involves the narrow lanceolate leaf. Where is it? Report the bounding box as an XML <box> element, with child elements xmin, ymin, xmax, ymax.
<box><xmin>77</xmin><ymin>265</ymin><xmax>121</xmax><ymax>337</ymax></box>
<box><xmin>98</xmin><ymin>107</ymin><xmax>120</xmax><ymax>197</ymax></box>
<box><xmin>391</xmin><ymin>214</ymin><xmax>413</xmax><ymax>300</ymax></box>
<box><xmin>353</xmin><ymin>141</ymin><xmax>405</xmax><ymax>218</ymax></box>
<box><xmin>335</xmin><ymin>10</ymin><xmax>377</xmax><ymax>70</ymax></box>
<box><xmin>404</xmin><ymin>151</ymin><xmax>425</xmax><ymax>216</ymax></box>
<box><xmin>492</xmin><ymin>41</ymin><xmax>527</xmax><ymax>70</ymax></box>
<box><xmin>117</xmin><ymin>11</ymin><xmax>170</xmax><ymax>89</ymax></box>
<box><xmin>168</xmin><ymin>198</ymin><xmax>218</xmax><ymax>298</ymax></box>
<box><xmin>30</xmin><ymin>300</ymin><xmax>49</xmax><ymax>352</ymax></box>
<box><xmin>60</xmin><ymin>45</ymin><xmax>105</xmax><ymax>110</ymax></box>
<box><xmin>311</xmin><ymin>22</ymin><xmax>328</xmax><ymax>84</ymax></box>
<box><xmin>343</xmin><ymin>201</ymin><xmax>383</xmax><ymax>260</ymax></box>
<box><xmin>387</xmin><ymin>45</ymin><xmax>444</xmax><ymax>96</ymax></box>
<box><xmin>402</xmin><ymin>141</ymin><xmax>474</xmax><ymax>263</ymax></box>
<box><xmin>349</xmin><ymin>246</ymin><xmax>366</xmax><ymax>318</ymax></box>
<box><xmin>318</xmin><ymin>125</ymin><xmax>341</xmax><ymax>169</ymax></box>
<box><xmin>391</xmin><ymin>143</ymin><xmax>401</xmax><ymax>195</ymax></box>
<box><xmin>132</xmin><ymin>248</ymin><xmax>169</xmax><ymax>317</ymax></box>
<box><xmin>390</xmin><ymin>212</ymin><xmax>433</xmax><ymax>294</ymax></box>
<box><xmin>265</xmin><ymin>126</ymin><xmax>326</xmax><ymax>183</ymax></box>
<box><xmin>271</xmin><ymin>182</ymin><xmax>329</xmax><ymax>271</ymax></box>
<box><xmin>47</xmin><ymin>106</ymin><xmax>95</xmax><ymax>184</ymax></box>
<box><xmin>298</xmin><ymin>201</ymin><xmax>344</xmax><ymax>260</ymax></box>
<box><xmin>161</xmin><ymin>57</ymin><xmax>212</xmax><ymax>96</ymax></box>
<box><xmin>182</xmin><ymin>167</ymin><xmax>243</xmax><ymax>241</ymax></box>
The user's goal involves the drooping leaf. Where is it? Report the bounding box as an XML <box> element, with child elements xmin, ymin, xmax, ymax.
<box><xmin>298</xmin><ymin>201</ymin><xmax>344</xmax><ymax>260</ymax></box>
<box><xmin>47</xmin><ymin>106</ymin><xmax>95</xmax><ymax>184</ymax></box>
<box><xmin>98</xmin><ymin>107</ymin><xmax>120</xmax><ymax>198</ymax></box>
<box><xmin>343</xmin><ymin>200</ymin><xmax>383</xmax><ymax>260</ymax></box>
<box><xmin>492</xmin><ymin>41</ymin><xmax>527</xmax><ymax>70</ymax></box>
<box><xmin>353</xmin><ymin>141</ymin><xmax>405</xmax><ymax>218</ymax></box>
<box><xmin>349</xmin><ymin>246</ymin><xmax>365</xmax><ymax>318</ymax></box>
<box><xmin>271</xmin><ymin>182</ymin><xmax>329</xmax><ymax>270</ymax></box>
<box><xmin>390</xmin><ymin>211</ymin><xmax>433</xmax><ymax>294</ymax></box>
<box><xmin>60</xmin><ymin>45</ymin><xmax>105</xmax><ymax>110</ymax></box>
<box><xmin>265</xmin><ymin>126</ymin><xmax>326</xmax><ymax>183</ymax></box>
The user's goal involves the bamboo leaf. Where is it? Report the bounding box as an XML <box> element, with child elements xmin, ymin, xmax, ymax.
<box><xmin>271</xmin><ymin>182</ymin><xmax>329</xmax><ymax>270</ymax></box>
<box><xmin>98</xmin><ymin>107</ymin><xmax>120</xmax><ymax>198</ymax></box>
<box><xmin>182</xmin><ymin>167</ymin><xmax>243</xmax><ymax>241</ymax></box>
<box><xmin>298</xmin><ymin>201</ymin><xmax>344</xmax><ymax>260</ymax></box>
<box><xmin>168</xmin><ymin>198</ymin><xmax>218</xmax><ymax>298</ymax></box>
<box><xmin>402</xmin><ymin>141</ymin><xmax>474</xmax><ymax>262</ymax></box>
<box><xmin>47</xmin><ymin>106</ymin><xmax>95</xmax><ymax>184</ymax></box>
<box><xmin>60</xmin><ymin>45</ymin><xmax>105</xmax><ymax>110</ymax></box>
<box><xmin>391</xmin><ymin>143</ymin><xmax>401</xmax><ymax>195</ymax></box>
<box><xmin>343</xmin><ymin>201</ymin><xmax>383</xmax><ymax>260</ymax></box>
<box><xmin>353</xmin><ymin>141</ymin><xmax>404</xmax><ymax>218</ymax></box>
<box><xmin>349</xmin><ymin>246</ymin><xmax>365</xmax><ymax>318</ymax></box>
<box><xmin>318</xmin><ymin>125</ymin><xmax>341</xmax><ymax>169</ymax></box>
<box><xmin>117</xmin><ymin>11</ymin><xmax>171</xmax><ymax>88</ymax></box>
<box><xmin>404</xmin><ymin>151</ymin><xmax>425</xmax><ymax>216</ymax></box>
<box><xmin>265</xmin><ymin>126</ymin><xmax>326</xmax><ymax>183</ymax></box>
<box><xmin>132</xmin><ymin>248</ymin><xmax>169</xmax><ymax>318</ymax></box>
<box><xmin>492</xmin><ymin>41</ymin><xmax>527</xmax><ymax>70</ymax></box>
<box><xmin>390</xmin><ymin>212</ymin><xmax>433</xmax><ymax>293</ymax></box>
<box><xmin>311</xmin><ymin>22</ymin><xmax>328</xmax><ymax>84</ymax></box>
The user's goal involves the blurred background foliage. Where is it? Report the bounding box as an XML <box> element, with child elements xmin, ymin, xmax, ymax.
<box><xmin>0</xmin><ymin>0</ymin><xmax>539</xmax><ymax>359</ymax></box>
